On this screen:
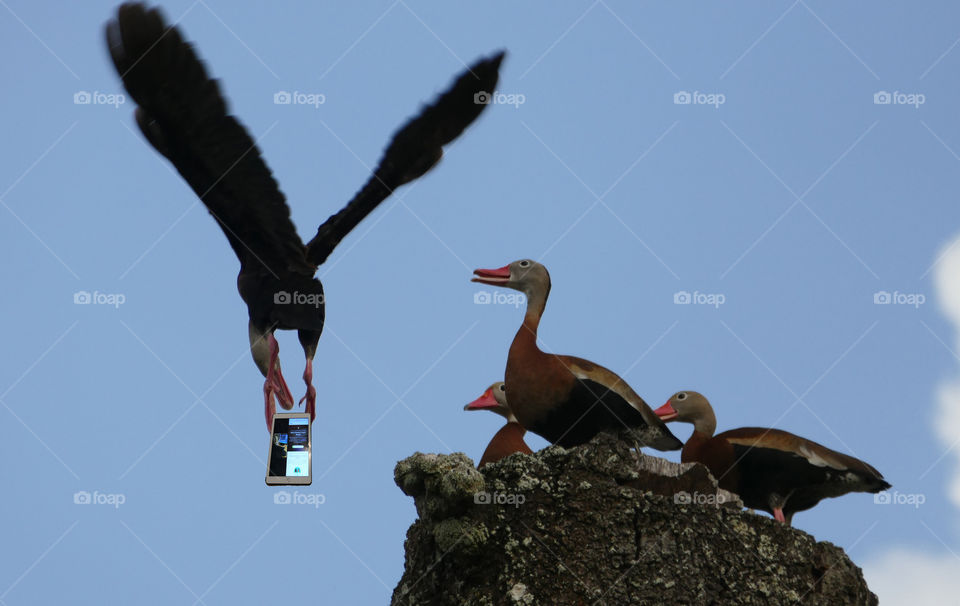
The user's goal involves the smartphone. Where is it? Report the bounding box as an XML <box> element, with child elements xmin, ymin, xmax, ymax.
<box><xmin>265</xmin><ymin>413</ymin><xmax>312</xmax><ymax>485</ymax></box>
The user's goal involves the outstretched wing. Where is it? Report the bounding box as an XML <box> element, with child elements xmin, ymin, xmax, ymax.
<box><xmin>106</xmin><ymin>3</ymin><xmax>313</xmax><ymax>276</ymax></box>
<box><xmin>305</xmin><ymin>51</ymin><xmax>505</xmax><ymax>267</ymax></box>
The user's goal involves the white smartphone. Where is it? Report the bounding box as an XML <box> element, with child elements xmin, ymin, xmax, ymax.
<box><xmin>265</xmin><ymin>413</ymin><xmax>312</xmax><ymax>485</ymax></box>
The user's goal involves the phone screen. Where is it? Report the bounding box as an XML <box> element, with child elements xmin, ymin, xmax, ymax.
<box><xmin>266</xmin><ymin>415</ymin><xmax>311</xmax><ymax>484</ymax></box>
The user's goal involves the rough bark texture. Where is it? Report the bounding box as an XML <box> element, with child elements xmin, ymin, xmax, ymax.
<box><xmin>391</xmin><ymin>433</ymin><xmax>877</xmax><ymax>606</ymax></box>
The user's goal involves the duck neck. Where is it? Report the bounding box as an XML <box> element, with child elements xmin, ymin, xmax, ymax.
<box><xmin>506</xmin><ymin>420</ymin><xmax>527</xmax><ymax>436</ymax></box>
<box><xmin>692</xmin><ymin>410</ymin><xmax>716</xmax><ymax>437</ymax></box>
<box><xmin>682</xmin><ymin>428</ymin><xmax>714</xmax><ymax>463</ymax></box>
<box><xmin>520</xmin><ymin>282</ymin><xmax>549</xmax><ymax>335</ymax></box>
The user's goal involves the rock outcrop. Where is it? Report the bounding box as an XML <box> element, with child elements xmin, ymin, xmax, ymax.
<box><xmin>391</xmin><ymin>433</ymin><xmax>877</xmax><ymax>606</ymax></box>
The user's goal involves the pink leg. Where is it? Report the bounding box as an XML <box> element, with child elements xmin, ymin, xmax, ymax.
<box><xmin>773</xmin><ymin>507</ymin><xmax>786</xmax><ymax>523</ymax></box>
<box><xmin>264</xmin><ymin>380</ymin><xmax>276</xmax><ymax>430</ymax></box>
<box><xmin>298</xmin><ymin>357</ymin><xmax>316</xmax><ymax>422</ymax></box>
<box><xmin>263</xmin><ymin>334</ymin><xmax>296</xmax><ymax>430</ymax></box>
<box><xmin>266</xmin><ymin>334</ymin><xmax>295</xmax><ymax>409</ymax></box>
<box><xmin>270</xmin><ymin>362</ymin><xmax>295</xmax><ymax>409</ymax></box>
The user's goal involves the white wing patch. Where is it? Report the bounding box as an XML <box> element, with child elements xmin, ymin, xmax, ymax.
<box><xmin>798</xmin><ymin>444</ymin><xmax>845</xmax><ymax>470</ymax></box>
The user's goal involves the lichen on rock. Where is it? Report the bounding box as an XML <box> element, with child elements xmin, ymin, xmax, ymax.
<box><xmin>392</xmin><ymin>433</ymin><xmax>877</xmax><ymax>606</ymax></box>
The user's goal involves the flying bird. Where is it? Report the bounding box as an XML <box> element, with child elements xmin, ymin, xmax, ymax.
<box><xmin>472</xmin><ymin>260</ymin><xmax>682</xmax><ymax>451</ymax></box>
<box><xmin>106</xmin><ymin>3</ymin><xmax>503</xmax><ymax>428</ymax></box>
<box><xmin>464</xmin><ymin>382</ymin><xmax>533</xmax><ymax>468</ymax></box>
<box><xmin>655</xmin><ymin>391</ymin><xmax>891</xmax><ymax>524</ymax></box>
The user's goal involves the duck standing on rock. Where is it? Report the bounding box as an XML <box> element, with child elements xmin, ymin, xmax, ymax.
<box><xmin>655</xmin><ymin>391</ymin><xmax>891</xmax><ymax>524</ymax></box>
<box><xmin>472</xmin><ymin>259</ymin><xmax>682</xmax><ymax>451</ymax></box>
<box><xmin>464</xmin><ymin>382</ymin><xmax>533</xmax><ymax>468</ymax></box>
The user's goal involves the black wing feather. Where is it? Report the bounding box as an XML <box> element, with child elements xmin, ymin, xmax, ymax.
<box><xmin>106</xmin><ymin>3</ymin><xmax>313</xmax><ymax>277</ymax></box>
<box><xmin>305</xmin><ymin>51</ymin><xmax>505</xmax><ymax>266</ymax></box>
<box><xmin>530</xmin><ymin>378</ymin><xmax>682</xmax><ymax>449</ymax></box>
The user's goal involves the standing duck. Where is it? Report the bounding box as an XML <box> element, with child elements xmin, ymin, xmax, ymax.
<box><xmin>465</xmin><ymin>382</ymin><xmax>533</xmax><ymax>468</ymax></box>
<box><xmin>654</xmin><ymin>391</ymin><xmax>891</xmax><ymax>524</ymax></box>
<box><xmin>471</xmin><ymin>260</ymin><xmax>681</xmax><ymax>451</ymax></box>
<box><xmin>107</xmin><ymin>3</ymin><xmax>502</xmax><ymax>429</ymax></box>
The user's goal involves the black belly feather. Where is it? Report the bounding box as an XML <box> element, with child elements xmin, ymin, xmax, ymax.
<box><xmin>730</xmin><ymin>444</ymin><xmax>891</xmax><ymax>517</ymax></box>
<box><xmin>238</xmin><ymin>270</ymin><xmax>325</xmax><ymax>333</ymax></box>
<box><xmin>528</xmin><ymin>378</ymin><xmax>657</xmax><ymax>447</ymax></box>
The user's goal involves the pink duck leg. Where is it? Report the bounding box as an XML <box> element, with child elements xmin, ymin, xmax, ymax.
<box><xmin>299</xmin><ymin>356</ymin><xmax>316</xmax><ymax>422</ymax></box>
<box><xmin>264</xmin><ymin>333</ymin><xmax>295</xmax><ymax>430</ymax></box>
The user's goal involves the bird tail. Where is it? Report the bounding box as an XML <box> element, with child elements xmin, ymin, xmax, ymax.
<box><xmin>305</xmin><ymin>51</ymin><xmax>504</xmax><ymax>267</ymax></box>
<box><xmin>650</xmin><ymin>432</ymin><xmax>685</xmax><ymax>452</ymax></box>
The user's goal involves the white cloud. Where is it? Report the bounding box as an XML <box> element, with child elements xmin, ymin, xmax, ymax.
<box><xmin>933</xmin><ymin>235</ymin><xmax>960</xmax><ymax>509</ymax></box>
<box><xmin>934</xmin><ymin>237</ymin><xmax>960</xmax><ymax>331</ymax></box>
<box><xmin>863</xmin><ymin>548</ymin><xmax>960</xmax><ymax>605</ymax></box>
<box><xmin>860</xmin><ymin>236</ymin><xmax>960</xmax><ymax>605</ymax></box>
<box><xmin>935</xmin><ymin>380</ymin><xmax>960</xmax><ymax>508</ymax></box>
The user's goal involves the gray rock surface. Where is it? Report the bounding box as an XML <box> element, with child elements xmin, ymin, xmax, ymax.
<box><xmin>392</xmin><ymin>433</ymin><xmax>877</xmax><ymax>606</ymax></box>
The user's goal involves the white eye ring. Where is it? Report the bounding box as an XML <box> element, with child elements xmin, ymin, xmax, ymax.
<box><xmin>498</xmin><ymin>384</ymin><xmax>506</xmax><ymax>392</ymax></box>
<box><xmin>519</xmin><ymin>260</ymin><xmax>530</xmax><ymax>267</ymax></box>
<box><xmin>676</xmin><ymin>392</ymin><xmax>687</xmax><ymax>400</ymax></box>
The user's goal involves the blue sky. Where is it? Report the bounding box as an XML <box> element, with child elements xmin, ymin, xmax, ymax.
<box><xmin>2</xmin><ymin>1</ymin><xmax>960</xmax><ymax>603</ymax></box>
